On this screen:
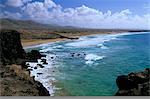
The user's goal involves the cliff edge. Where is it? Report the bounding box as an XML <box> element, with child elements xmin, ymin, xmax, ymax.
<box><xmin>0</xmin><ymin>30</ymin><xmax>50</xmax><ymax>96</ymax></box>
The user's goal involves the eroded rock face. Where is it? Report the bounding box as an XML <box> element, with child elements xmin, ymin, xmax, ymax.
<box><xmin>0</xmin><ymin>30</ymin><xmax>50</xmax><ymax>96</ymax></box>
<box><xmin>0</xmin><ymin>30</ymin><xmax>25</xmax><ymax>65</ymax></box>
<box><xmin>116</xmin><ymin>68</ymin><xmax>150</xmax><ymax>96</ymax></box>
<box><xmin>0</xmin><ymin>65</ymin><xmax>50</xmax><ymax>96</ymax></box>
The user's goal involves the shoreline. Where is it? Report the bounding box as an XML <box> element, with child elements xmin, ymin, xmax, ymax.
<box><xmin>23</xmin><ymin>31</ymin><xmax>127</xmax><ymax>96</ymax></box>
<box><xmin>22</xmin><ymin>31</ymin><xmax>149</xmax><ymax>48</ymax></box>
<box><xmin>22</xmin><ymin>31</ymin><xmax>123</xmax><ymax>48</ymax></box>
<box><xmin>22</xmin><ymin>38</ymin><xmax>68</xmax><ymax>48</ymax></box>
<box><xmin>23</xmin><ymin>31</ymin><xmax>149</xmax><ymax>96</ymax></box>
<box><xmin>0</xmin><ymin>30</ymin><xmax>50</xmax><ymax>96</ymax></box>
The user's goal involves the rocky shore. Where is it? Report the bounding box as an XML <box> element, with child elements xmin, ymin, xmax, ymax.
<box><xmin>116</xmin><ymin>68</ymin><xmax>150</xmax><ymax>96</ymax></box>
<box><xmin>0</xmin><ymin>30</ymin><xmax>50</xmax><ymax>96</ymax></box>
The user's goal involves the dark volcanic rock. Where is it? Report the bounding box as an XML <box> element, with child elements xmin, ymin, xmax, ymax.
<box><xmin>0</xmin><ymin>30</ymin><xmax>26</xmax><ymax>65</ymax></box>
<box><xmin>41</xmin><ymin>59</ymin><xmax>48</xmax><ymax>64</ymax></box>
<box><xmin>41</xmin><ymin>59</ymin><xmax>47</xmax><ymax>63</ymax></box>
<box><xmin>37</xmin><ymin>64</ymin><xmax>44</xmax><ymax>68</ymax></box>
<box><xmin>116</xmin><ymin>75</ymin><xmax>134</xmax><ymax>90</ymax></box>
<box><xmin>116</xmin><ymin>68</ymin><xmax>150</xmax><ymax>96</ymax></box>
<box><xmin>37</xmin><ymin>73</ymin><xmax>43</xmax><ymax>75</ymax></box>
<box><xmin>0</xmin><ymin>30</ymin><xmax>50</xmax><ymax>96</ymax></box>
<box><xmin>34</xmin><ymin>67</ymin><xmax>37</xmax><ymax>69</ymax></box>
<box><xmin>41</xmin><ymin>54</ymin><xmax>46</xmax><ymax>57</ymax></box>
<box><xmin>26</xmin><ymin>50</ymin><xmax>42</xmax><ymax>60</ymax></box>
<box><xmin>43</xmin><ymin>62</ymin><xmax>48</xmax><ymax>65</ymax></box>
<box><xmin>35</xmin><ymin>81</ymin><xmax>50</xmax><ymax>96</ymax></box>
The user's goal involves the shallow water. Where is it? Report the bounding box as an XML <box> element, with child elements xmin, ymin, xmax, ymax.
<box><xmin>25</xmin><ymin>32</ymin><xmax>150</xmax><ymax>96</ymax></box>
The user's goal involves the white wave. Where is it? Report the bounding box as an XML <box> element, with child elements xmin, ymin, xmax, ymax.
<box><xmin>24</xmin><ymin>42</ymin><xmax>54</xmax><ymax>49</ymax></box>
<box><xmin>26</xmin><ymin>54</ymin><xmax>59</xmax><ymax>96</ymax></box>
<box><xmin>114</xmin><ymin>32</ymin><xmax>150</xmax><ymax>37</ymax></box>
<box><xmin>65</xmin><ymin>34</ymin><xmax>118</xmax><ymax>47</ymax></box>
<box><xmin>39</xmin><ymin>47</ymin><xmax>54</xmax><ymax>53</ymax></box>
<box><xmin>39</xmin><ymin>45</ymin><xmax>63</xmax><ymax>52</ymax></box>
<box><xmin>85</xmin><ymin>60</ymin><xmax>94</xmax><ymax>65</ymax></box>
<box><xmin>85</xmin><ymin>54</ymin><xmax>105</xmax><ymax>65</ymax></box>
<box><xmin>24</xmin><ymin>32</ymin><xmax>149</xmax><ymax>50</ymax></box>
<box><xmin>52</xmin><ymin>45</ymin><xmax>63</xmax><ymax>49</ymax></box>
<box><xmin>66</xmin><ymin>32</ymin><xmax>150</xmax><ymax>48</ymax></box>
<box><xmin>85</xmin><ymin>54</ymin><xmax>105</xmax><ymax>61</ymax></box>
<box><xmin>97</xmin><ymin>44</ymin><xmax>108</xmax><ymax>49</ymax></box>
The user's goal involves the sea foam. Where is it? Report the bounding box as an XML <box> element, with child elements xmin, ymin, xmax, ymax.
<box><xmin>65</xmin><ymin>34</ymin><xmax>118</xmax><ymax>48</ymax></box>
<box><xmin>26</xmin><ymin>53</ymin><xmax>59</xmax><ymax>96</ymax></box>
<box><xmin>85</xmin><ymin>54</ymin><xmax>105</xmax><ymax>65</ymax></box>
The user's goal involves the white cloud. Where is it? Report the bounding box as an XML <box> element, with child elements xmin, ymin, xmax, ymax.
<box><xmin>44</xmin><ymin>0</ymin><xmax>57</xmax><ymax>8</ymax></box>
<box><xmin>3</xmin><ymin>0</ymin><xmax>150</xmax><ymax>29</ymax></box>
<box><xmin>5</xmin><ymin>0</ymin><xmax>32</xmax><ymax>7</ymax></box>
<box><xmin>0</xmin><ymin>11</ymin><xmax>22</xmax><ymax>19</ymax></box>
<box><xmin>6</xmin><ymin>0</ymin><xmax>23</xmax><ymax>7</ymax></box>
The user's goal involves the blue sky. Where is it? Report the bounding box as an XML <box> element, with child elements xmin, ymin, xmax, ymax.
<box><xmin>1</xmin><ymin>0</ymin><xmax>149</xmax><ymax>15</ymax></box>
<box><xmin>54</xmin><ymin>0</ymin><xmax>149</xmax><ymax>15</ymax></box>
<box><xmin>0</xmin><ymin>0</ymin><xmax>150</xmax><ymax>29</ymax></box>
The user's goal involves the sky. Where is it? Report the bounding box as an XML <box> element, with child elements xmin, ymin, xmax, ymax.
<box><xmin>0</xmin><ymin>0</ymin><xmax>150</xmax><ymax>29</ymax></box>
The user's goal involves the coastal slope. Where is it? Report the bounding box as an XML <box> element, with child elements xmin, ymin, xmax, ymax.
<box><xmin>0</xmin><ymin>30</ymin><xmax>50</xmax><ymax>96</ymax></box>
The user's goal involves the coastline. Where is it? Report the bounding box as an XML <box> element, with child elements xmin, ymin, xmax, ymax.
<box><xmin>22</xmin><ymin>31</ymin><xmax>127</xmax><ymax>96</ymax></box>
<box><xmin>22</xmin><ymin>31</ymin><xmax>123</xmax><ymax>48</ymax></box>
<box><xmin>22</xmin><ymin>31</ymin><xmax>149</xmax><ymax>96</ymax></box>
<box><xmin>21</xmin><ymin>38</ymin><xmax>68</xmax><ymax>48</ymax></box>
<box><xmin>22</xmin><ymin>31</ymin><xmax>149</xmax><ymax>48</ymax></box>
<box><xmin>0</xmin><ymin>30</ymin><xmax>50</xmax><ymax>96</ymax></box>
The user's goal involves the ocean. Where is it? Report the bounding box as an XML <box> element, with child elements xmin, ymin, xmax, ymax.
<box><xmin>25</xmin><ymin>32</ymin><xmax>150</xmax><ymax>96</ymax></box>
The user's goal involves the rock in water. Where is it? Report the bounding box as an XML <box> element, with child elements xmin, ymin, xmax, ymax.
<box><xmin>26</xmin><ymin>50</ymin><xmax>42</xmax><ymax>61</ymax></box>
<box><xmin>116</xmin><ymin>68</ymin><xmax>150</xmax><ymax>96</ymax></box>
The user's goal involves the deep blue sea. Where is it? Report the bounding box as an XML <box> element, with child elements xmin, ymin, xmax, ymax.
<box><xmin>26</xmin><ymin>32</ymin><xmax>150</xmax><ymax>96</ymax></box>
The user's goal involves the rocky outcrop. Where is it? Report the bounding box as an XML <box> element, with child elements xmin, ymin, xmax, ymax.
<box><xmin>0</xmin><ymin>65</ymin><xmax>50</xmax><ymax>96</ymax></box>
<box><xmin>26</xmin><ymin>50</ymin><xmax>44</xmax><ymax>61</ymax></box>
<box><xmin>0</xmin><ymin>30</ymin><xmax>25</xmax><ymax>65</ymax></box>
<box><xmin>0</xmin><ymin>30</ymin><xmax>50</xmax><ymax>96</ymax></box>
<box><xmin>116</xmin><ymin>68</ymin><xmax>150</xmax><ymax>96</ymax></box>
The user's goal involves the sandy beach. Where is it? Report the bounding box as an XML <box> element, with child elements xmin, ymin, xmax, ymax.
<box><xmin>21</xmin><ymin>38</ymin><xmax>68</xmax><ymax>47</ymax></box>
<box><xmin>21</xmin><ymin>31</ymin><xmax>123</xmax><ymax>47</ymax></box>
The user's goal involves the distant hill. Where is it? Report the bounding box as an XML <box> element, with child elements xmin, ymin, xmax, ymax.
<box><xmin>1</xmin><ymin>18</ymin><xmax>149</xmax><ymax>32</ymax></box>
<box><xmin>0</xmin><ymin>18</ymin><xmax>76</xmax><ymax>30</ymax></box>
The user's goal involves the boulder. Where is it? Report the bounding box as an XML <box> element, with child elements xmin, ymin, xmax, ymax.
<box><xmin>116</xmin><ymin>68</ymin><xmax>150</xmax><ymax>96</ymax></box>
<box><xmin>37</xmin><ymin>64</ymin><xmax>44</xmax><ymax>68</ymax></box>
<box><xmin>116</xmin><ymin>75</ymin><xmax>134</xmax><ymax>90</ymax></box>
<box><xmin>26</xmin><ymin>50</ymin><xmax>42</xmax><ymax>60</ymax></box>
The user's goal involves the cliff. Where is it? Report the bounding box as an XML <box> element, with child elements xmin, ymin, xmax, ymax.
<box><xmin>0</xmin><ymin>30</ymin><xmax>25</xmax><ymax>65</ymax></box>
<box><xmin>0</xmin><ymin>30</ymin><xmax>50</xmax><ymax>96</ymax></box>
<box><xmin>116</xmin><ymin>68</ymin><xmax>150</xmax><ymax>96</ymax></box>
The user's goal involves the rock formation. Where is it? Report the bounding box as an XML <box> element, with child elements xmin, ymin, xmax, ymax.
<box><xmin>0</xmin><ymin>30</ymin><xmax>25</xmax><ymax>65</ymax></box>
<box><xmin>116</xmin><ymin>68</ymin><xmax>150</xmax><ymax>96</ymax></box>
<box><xmin>0</xmin><ymin>30</ymin><xmax>50</xmax><ymax>96</ymax></box>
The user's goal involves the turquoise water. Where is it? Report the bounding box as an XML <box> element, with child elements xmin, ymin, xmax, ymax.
<box><xmin>26</xmin><ymin>32</ymin><xmax>150</xmax><ymax>96</ymax></box>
